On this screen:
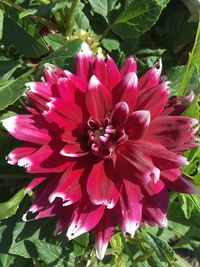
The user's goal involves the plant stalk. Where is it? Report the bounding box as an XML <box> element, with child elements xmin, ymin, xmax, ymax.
<box><xmin>65</xmin><ymin>0</ymin><xmax>79</xmax><ymax>36</ymax></box>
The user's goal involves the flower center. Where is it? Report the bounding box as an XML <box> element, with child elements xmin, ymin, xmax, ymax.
<box><xmin>87</xmin><ymin>118</ymin><xmax>127</xmax><ymax>159</ymax></box>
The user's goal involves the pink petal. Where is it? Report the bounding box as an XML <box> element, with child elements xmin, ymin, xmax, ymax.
<box><xmin>93</xmin><ymin>53</ymin><xmax>108</xmax><ymax>89</ymax></box>
<box><xmin>161</xmin><ymin>168</ymin><xmax>200</xmax><ymax>194</ymax></box>
<box><xmin>138</xmin><ymin>60</ymin><xmax>162</xmax><ymax>90</ymax></box>
<box><xmin>64</xmin><ymin>70</ymin><xmax>87</xmax><ymax>92</ymax></box>
<box><xmin>111</xmin><ymin>102</ymin><xmax>129</xmax><ymax>127</ymax></box>
<box><xmin>60</xmin><ymin>143</ymin><xmax>88</xmax><ymax>157</ymax></box>
<box><xmin>136</xmin><ymin>81</ymin><xmax>169</xmax><ymax>119</ymax></box>
<box><xmin>106</xmin><ymin>55</ymin><xmax>121</xmax><ymax>90</ymax></box>
<box><xmin>86</xmin><ymin>75</ymin><xmax>112</xmax><ymax>122</ymax></box>
<box><xmin>49</xmin><ymin>165</ymin><xmax>83</xmax><ymax>206</ymax></box>
<box><xmin>142</xmin><ymin>179</ymin><xmax>168</xmax><ymax>227</ymax></box>
<box><xmin>44</xmin><ymin>97</ymin><xmax>83</xmax><ymax>124</ymax></box>
<box><xmin>125</xmin><ymin>110</ymin><xmax>151</xmax><ymax>139</ymax></box>
<box><xmin>113</xmin><ymin>72</ymin><xmax>138</xmax><ymax>112</ymax></box>
<box><xmin>94</xmin><ymin>209</ymin><xmax>116</xmax><ymax>260</ymax></box>
<box><xmin>60</xmin><ymin>121</ymin><xmax>82</xmax><ymax>143</ymax></box>
<box><xmin>76</xmin><ymin>42</ymin><xmax>94</xmax><ymax>83</ymax></box>
<box><xmin>25</xmin><ymin>176</ymin><xmax>47</xmax><ymax>193</ymax></box>
<box><xmin>67</xmin><ymin>200</ymin><xmax>105</xmax><ymax>239</ymax></box>
<box><xmin>25</xmin><ymin>82</ymin><xmax>52</xmax><ymax>98</ymax></box>
<box><xmin>132</xmin><ymin>141</ymin><xmax>188</xmax><ymax>170</ymax></box>
<box><xmin>26</xmin><ymin>91</ymin><xmax>49</xmax><ymax>113</ymax></box>
<box><xmin>145</xmin><ymin>116</ymin><xmax>198</xmax><ymax>151</ymax></box>
<box><xmin>120</xmin><ymin>56</ymin><xmax>137</xmax><ymax>76</ymax></box>
<box><xmin>87</xmin><ymin>160</ymin><xmax>119</xmax><ymax>208</ymax></box>
<box><xmin>119</xmin><ymin>179</ymin><xmax>142</xmax><ymax>237</ymax></box>
<box><xmin>6</xmin><ymin>143</ymin><xmax>39</xmax><ymax>165</ymax></box>
<box><xmin>162</xmin><ymin>91</ymin><xmax>195</xmax><ymax>116</ymax></box>
<box><xmin>44</xmin><ymin>64</ymin><xmax>67</xmax><ymax>83</ymax></box>
<box><xmin>54</xmin><ymin>206</ymin><xmax>74</xmax><ymax>234</ymax></box>
<box><xmin>116</xmin><ymin>144</ymin><xmax>160</xmax><ymax>185</ymax></box>
<box><xmin>18</xmin><ymin>143</ymin><xmax>72</xmax><ymax>173</ymax></box>
<box><xmin>2</xmin><ymin>115</ymin><xmax>51</xmax><ymax>145</ymax></box>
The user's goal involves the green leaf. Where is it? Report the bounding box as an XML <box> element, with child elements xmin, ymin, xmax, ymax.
<box><xmin>0</xmin><ymin>253</ymin><xmax>15</xmax><ymax>267</ymax></box>
<box><xmin>102</xmin><ymin>38</ymin><xmax>120</xmax><ymax>51</ymax></box>
<box><xmin>112</xmin><ymin>0</ymin><xmax>169</xmax><ymax>39</ymax></box>
<box><xmin>0</xmin><ymin>73</ymin><xmax>29</xmax><ymax>110</ymax></box>
<box><xmin>166</xmin><ymin>65</ymin><xmax>186</xmax><ymax>96</ymax></box>
<box><xmin>0</xmin><ymin>188</ymin><xmax>25</xmax><ymax>220</ymax></box>
<box><xmin>88</xmin><ymin>0</ymin><xmax>108</xmax><ymax>18</ymax></box>
<box><xmin>19</xmin><ymin>9</ymin><xmax>38</xmax><ymax>19</ymax></box>
<box><xmin>1</xmin><ymin>5</ymin><xmax>48</xmax><ymax>58</ymax></box>
<box><xmin>73</xmin><ymin>233</ymin><xmax>89</xmax><ymax>257</ymax></box>
<box><xmin>33</xmin><ymin>239</ymin><xmax>63</xmax><ymax>265</ymax></box>
<box><xmin>36</xmin><ymin>39</ymin><xmax>83</xmax><ymax>75</ymax></box>
<box><xmin>178</xmin><ymin>16</ymin><xmax>200</xmax><ymax>95</ymax></box>
<box><xmin>44</xmin><ymin>33</ymin><xmax>66</xmax><ymax>51</ymax></box>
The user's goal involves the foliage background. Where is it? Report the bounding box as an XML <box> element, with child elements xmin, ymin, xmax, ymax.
<box><xmin>0</xmin><ymin>0</ymin><xmax>200</xmax><ymax>266</ymax></box>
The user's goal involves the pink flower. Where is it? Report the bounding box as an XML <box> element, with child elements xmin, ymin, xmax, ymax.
<box><xmin>3</xmin><ymin>43</ymin><xmax>199</xmax><ymax>260</ymax></box>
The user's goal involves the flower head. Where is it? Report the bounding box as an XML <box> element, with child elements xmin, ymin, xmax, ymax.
<box><xmin>3</xmin><ymin>43</ymin><xmax>199</xmax><ymax>260</ymax></box>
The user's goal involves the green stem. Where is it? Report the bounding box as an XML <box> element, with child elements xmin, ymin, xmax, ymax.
<box><xmin>0</xmin><ymin>0</ymin><xmax>60</xmax><ymax>32</ymax></box>
<box><xmin>100</xmin><ymin>23</ymin><xmax>113</xmax><ymax>42</ymax></box>
<box><xmin>65</xmin><ymin>0</ymin><xmax>79</xmax><ymax>36</ymax></box>
<box><xmin>121</xmin><ymin>234</ymin><xmax>137</xmax><ymax>267</ymax></box>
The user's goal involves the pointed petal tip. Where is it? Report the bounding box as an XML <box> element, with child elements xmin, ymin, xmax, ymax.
<box><xmin>96</xmin><ymin>239</ymin><xmax>108</xmax><ymax>260</ymax></box>
<box><xmin>66</xmin><ymin>223</ymin><xmax>86</xmax><ymax>240</ymax></box>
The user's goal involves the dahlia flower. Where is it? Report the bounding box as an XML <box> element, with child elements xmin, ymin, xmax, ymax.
<box><xmin>3</xmin><ymin>43</ymin><xmax>199</xmax><ymax>260</ymax></box>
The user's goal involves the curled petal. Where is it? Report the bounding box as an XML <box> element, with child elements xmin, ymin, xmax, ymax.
<box><xmin>125</xmin><ymin>110</ymin><xmax>151</xmax><ymax>139</ymax></box>
<box><xmin>111</xmin><ymin>102</ymin><xmax>129</xmax><ymax>127</ymax></box>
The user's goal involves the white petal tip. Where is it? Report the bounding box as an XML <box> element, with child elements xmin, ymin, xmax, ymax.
<box><xmin>96</xmin><ymin>239</ymin><xmax>107</xmax><ymax>260</ymax></box>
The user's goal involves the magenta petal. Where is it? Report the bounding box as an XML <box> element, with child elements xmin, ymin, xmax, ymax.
<box><xmin>136</xmin><ymin>81</ymin><xmax>169</xmax><ymax>119</ymax></box>
<box><xmin>94</xmin><ymin>209</ymin><xmax>116</xmax><ymax>260</ymax></box>
<box><xmin>111</xmin><ymin>102</ymin><xmax>129</xmax><ymax>127</ymax></box>
<box><xmin>44</xmin><ymin>64</ymin><xmax>67</xmax><ymax>83</ymax></box>
<box><xmin>125</xmin><ymin>110</ymin><xmax>151</xmax><ymax>139</ymax></box>
<box><xmin>67</xmin><ymin>201</ymin><xmax>105</xmax><ymax>239</ymax></box>
<box><xmin>76</xmin><ymin>42</ymin><xmax>94</xmax><ymax>83</ymax></box>
<box><xmin>142</xmin><ymin>179</ymin><xmax>168</xmax><ymax>227</ymax></box>
<box><xmin>113</xmin><ymin>72</ymin><xmax>138</xmax><ymax>112</ymax></box>
<box><xmin>116</xmin><ymin>144</ymin><xmax>160</xmax><ymax>184</ymax></box>
<box><xmin>161</xmin><ymin>169</ymin><xmax>200</xmax><ymax>194</ymax></box>
<box><xmin>87</xmin><ymin>160</ymin><xmax>119</xmax><ymax>208</ymax></box>
<box><xmin>44</xmin><ymin>97</ymin><xmax>83</xmax><ymax>124</ymax></box>
<box><xmin>18</xmin><ymin>144</ymin><xmax>72</xmax><ymax>173</ymax></box>
<box><xmin>3</xmin><ymin>115</ymin><xmax>51</xmax><ymax>145</ymax></box>
<box><xmin>120</xmin><ymin>56</ymin><xmax>137</xmax><ymax>76</ymax></box>
<box><xmin>6</xmin><ymin>143</ymin><xmax>39</xmax><ymax>165</ymax></box>
<box><xmin>132</xmin><ymin>141</ymin><xmax>188</xmax><ymax>170</ymax></box>
<box><xmin>138</xmin><ymin>60</ymin><xmax>162</xmax><ymax>90</ymax></box>
<box><xmin>119</xmin><ymin>179</ymin><xmax>142</xmax><ymax>237</ymax></box>
<box><xmin>86</xmin><ymin>75</ymin><xmax>112</xmax><ymax>122</ymax></box>
<box><xmin>145</xmin><ymin>116</ymin><xmax>198</xmax><ymax>151</ymax></box>
<box><xmin>55</xmin><ymin>206</ymin><xmax>74</xmax><ymax>234</ymax></box>
<box><xmin>25</xmin><ymin>82</ymin><xmax>52</xmax><ymax>98</ymax></box>
<box><xmin>106</xmin><ymin>55</ymin><xmax>121</xmax><ymax>90</ymax></box>
<box><xmin>49</xmin><ymin>165</ymin><xmax>83</xmax><ymax>205</ymax></box>
<box><xmin>25</xmin><ymin>176</ymin><xmax>47</xmax><ymax>193</ymax></box>
<box><xmin>93</xmin><ymin>53</ymin><xmax>108</xmax><ymax>89</ymax></box>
